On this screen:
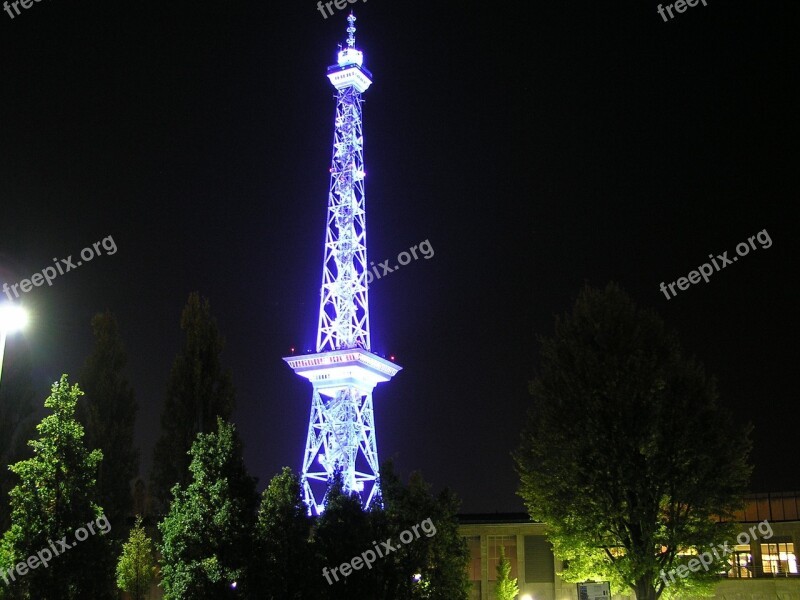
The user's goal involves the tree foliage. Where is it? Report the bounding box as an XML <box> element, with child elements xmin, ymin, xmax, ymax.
<box><xmin>495</xmin><ymin>546</ymin><xmax>519</xmax><ymax>600</ymax></box>
<box><xmin>314</xmin><ymin>472</ymin><xmax>375</xmax><ymax>600</ymax></box>
<box><xmin>253</xmin><ymin>467</ymin><xmax>313</xmax><ymax>599</ymax></box>
<box><xmin>514</xmin><ymin>283</ymin><xmax>752</xmax><ymax>600</ymax></box>
<box><xmin>312</xmin><ymin>464</ymin><xmax>471</xmax><ymax>600</ymax></box>
<box><xmin>152</xmin><ymin>292</ymin><xmax>235</xmax><ymax>509</ymax></box>
<box><xmin>0</xmin><ymin>375</ymin><xmax>114</xmax><ymax>599</ymax></box>
<box><xmin>79</xmin><ymin>311</ymin><xmax>139</xmax><ymax>535</ymax></box>
<box><xmin>116</xmin><ymin>516</ymin><xmax>157</xmax><ymax>600</ymax></box>
<box><xmin>376</xmin><ymin>464</ymin><xmax>471</xmax><ymax>600</ymax></box>
<box><xmin>158</xmin><ymin>418</ymin><xmax>257</xmax><ymax>599</ymax></box>
<box><xmin>154</xmin><ymin>454</ymin><xmax>470</xmax><ymax>600</ymax></box>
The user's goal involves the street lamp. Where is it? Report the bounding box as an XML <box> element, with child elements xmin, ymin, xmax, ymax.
<box><xmin>0</xmin><ymin>304</ymin><xmax>28</xmax><ymax>385</ymax></box>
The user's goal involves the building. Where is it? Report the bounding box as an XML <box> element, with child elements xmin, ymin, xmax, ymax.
<box><xmin>460</xmin><ymin>492</ymin><xmax>800</xmax><ymax>600</ymax></box>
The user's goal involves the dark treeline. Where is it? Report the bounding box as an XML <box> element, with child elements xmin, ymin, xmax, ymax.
<box><xmin>0</xmin><ymin>293</ymin><xmax>470</xmax><ymax>599</ymax></box>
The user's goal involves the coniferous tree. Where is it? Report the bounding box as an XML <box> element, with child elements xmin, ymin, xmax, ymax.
<box><xmin>79</xmin><ymin>311</ymin><xmax>139</xmax><ymax>535</ymax></box>
<box><xmin>151</xmin><ymin>292</ymin><xmax>235</xmax><ymax>509</ymax></box>
<box><xmin>495</xmin><ymin>547</ymin><xmax>519</xmax><ymax>600</ymax></box>
<box><xmin>514</xmin><ymin>283</ymin><xmax>752</xmax><ymax>600</ymax></box>
<box><xmin>254</xmin><ymin>467</ymin><xmax>314</xmax><ymax>599</ymax></box>
<box><xmin>158</xmin><ymin>418</ymin><xmax>257</xmax><ymax>599</ymax></box>
<box><xmin>116</xmin><ymin>516</ymin><xmax>157</xmax><ymax>600</ymax></box>
<box><xmin>1</xmin><ymin>375</ymin><xmax>115</xmax><ymax>599</ymax></box>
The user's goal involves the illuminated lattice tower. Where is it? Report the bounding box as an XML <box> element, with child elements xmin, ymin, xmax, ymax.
<box><xmin>284</xmin><ymin>13</ymin><xmax>401</xmax><ymax>516</ymax></box>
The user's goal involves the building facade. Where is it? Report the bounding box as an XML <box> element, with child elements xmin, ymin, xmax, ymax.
<box><xmin>460</xmin><ymin>492</ymin><xmax>800</xmax><ymax>600</ymax></box>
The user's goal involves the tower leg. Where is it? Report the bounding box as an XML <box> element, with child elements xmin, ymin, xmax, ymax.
<box><xmin>300</xmin><ymin>386</ymin><xmax>381</xmax><ymax>514</ymax></box>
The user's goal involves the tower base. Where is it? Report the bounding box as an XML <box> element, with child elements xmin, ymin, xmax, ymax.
<box><xmin>284</xmin><ymin>349</ymin><xmax>401</xmax><ymax>514</ymax></box>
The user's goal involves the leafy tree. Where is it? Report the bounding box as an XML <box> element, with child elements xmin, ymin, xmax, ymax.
<box><xmin>0</xmin><ymin>542</ymin><xmax>10</xmax><ymax>600</ymax></box>
<box><xmin>313</xmin><ymin>472</ymin><xmax>375</xmax><ymax>600</ymax></box>
<box><xmin>1</xmin><ymin>375</ymin><xmax>115</xmax><ymax>599</ymax></box>
<box><xmin>495</xmin><ymin>546</ymin><xmax>519</xmax><ymax>600</ymax></box>
<box><xmin>394</xmin><ymin>474</ymin><xmax>470</xmax><ymax>600</ymax></box>
<box><xmin>152</xmin><ymin>292</ymin><xmax>235</xmax><ymax>509</ymax></box>
<box><xmin>158</xmin><ymin>418</ymin><xmax>258</xmax><ymax>599</ymax></box>
<box><xmin>79</xmin><ymin>311</ymin><xmax>139</xmax><ymax>535</ymax></box>
<box><xmin>372</xmin><ymin>463</ymin><xmax>471</xmax><ymax>600</ymax></box>
<box><xmin>254</xmin><ymin>467</ymin><xmax>314</xmax><ymax>599</ymax></box>
<box><xmin>0</xmin><ymin>340</ymin><xmax>36</xmax><ymax>534</ymax></box>
<box><xmin>314</xmin><ymin>472</ymin><xmax>374</xmax><ymax>600</ymax></box>
<box><xmin>514</xmin><ymin>283</ymin><xmax>752</xmax><ymax>600</ymax></box>
<box><xmin>116</xmin><ymin>516</ymin><xmax>157</xmax><ymax>600</ymax></box>
<box><xmin>309</xmin><ymin>465</ymin><xmax>471</xmax><ymax>600</ymax></box>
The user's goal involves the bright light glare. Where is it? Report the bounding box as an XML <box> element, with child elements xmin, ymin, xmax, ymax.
<box><xmin>0</xmin><ymin>305</ymin><xmax>28</xmax><ymax>333</ymax></box>
<box><xmin>521</xmin><ymin>595</ymin><xmax>533</xmax><ymax>600</ymax></box>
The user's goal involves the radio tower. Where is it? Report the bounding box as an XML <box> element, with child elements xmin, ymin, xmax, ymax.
<box><xmin>284</xmin><ymin>13</ymin><xmax>401</xmax><ymax>516</ymax></box>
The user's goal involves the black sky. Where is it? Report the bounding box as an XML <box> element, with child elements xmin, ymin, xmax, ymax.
<box><xmin>0</xmin><ymin>0</ymin><xmax>797</xmax><ymax>512</ymax></box>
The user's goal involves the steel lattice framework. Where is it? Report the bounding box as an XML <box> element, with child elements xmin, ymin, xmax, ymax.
<box><xmin>284</xmin><ymin>14</ymin><xmax>400</xmax><ymax>516</ymax></box>
<box><xmin>317</xmin><ymin>83</ymin><xmax>369</xmax><ymax>352</ymax></box>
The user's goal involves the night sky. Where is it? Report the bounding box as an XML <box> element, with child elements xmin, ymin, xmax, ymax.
<box><xmin>1</xmin><ymin>0</ymin><xmax>797</xmax><ymax>513</ymax></box>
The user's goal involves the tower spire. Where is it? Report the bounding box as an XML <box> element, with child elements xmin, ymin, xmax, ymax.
<box><xmin>284</xmin><ymin>15</ymin><xmax>401</xmax><ymax>516</ymax></box>
<box><xmin>346</xmin><ymin>12</ymin><xmax>356</xmax><ymax>48</ymax></box>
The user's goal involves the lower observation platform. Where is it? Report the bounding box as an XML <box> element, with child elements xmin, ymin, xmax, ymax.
<box><xmin>283</xmin><ymin>348</ymin><xmax>401</xmax><ymax>397</ymax></box>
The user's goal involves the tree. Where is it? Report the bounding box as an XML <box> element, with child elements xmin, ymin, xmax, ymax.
<box><xmin>495</xmin><ymin>546</ymin><xmax>519</xmax><ymax>600</ymax></box>
<box><xmin>391</xmin><ymin>472</ymin><xmax>471</xmax><ymax>600</ymax></box>
<box><xmin>254</xmin><ymin>467</ymin><xmax>314</xmax><ymax>599</ymax></box>
<box><xmin>116</xmin><ymin>516</ymin><xmax>157</xmax><ymax>600</ymax></box>
<box><xmin>0</xmin><ymin>339</ymin><xmax>36</xmax><ymax>534</ymax></box>
<box><xmin>314</xmin><ymin>472</ymin><xmax>375</xmax><ymax>600</ymax></box>
<box><xmin>309</xmin><ymin>465</ymin><xmax>471</xmax><ymax>600</ymax></box>
<box><xmin>371</xmin><ymin>463</ymin><xmax>471</xmax><ymax>600</ymax></box>
<box><xmin>514</xmin><ymin>283</ymin><xmax>752</xmax><ymax>600</ymax></box>
<box><xmin>152</xmin><ymin>293</ymin><xmax>235</xmax><ymax>509</ymax></box>
<box><xmin>79</xmin><ymin>311</ymin><xmax>139</xmax><ymax>535</ymax></box>
<box><xmin>1</xmin><ymin>375</ymin><xmax>115</xmax><ymax>599</ymax></box>
<box><xmin>158</xmin><ymin>418</ymin><xmax>258</xmax><ymax>599</ymax></box>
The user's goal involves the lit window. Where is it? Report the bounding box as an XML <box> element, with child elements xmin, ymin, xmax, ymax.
<box><xmin>727</xmin><ymin>545</ymin><xmax>753</xmax><ymax>578</ymax></box>
<box><xmin>761</xmin><ymin>542</ymin><xmax>798</xmax><ymax>576</ymax></box>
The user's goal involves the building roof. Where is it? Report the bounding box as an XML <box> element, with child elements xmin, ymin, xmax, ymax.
<box><xmin>458</xmin><ymin>492</ymin><xmax>800</xmax><ymax>526</ymax></box>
